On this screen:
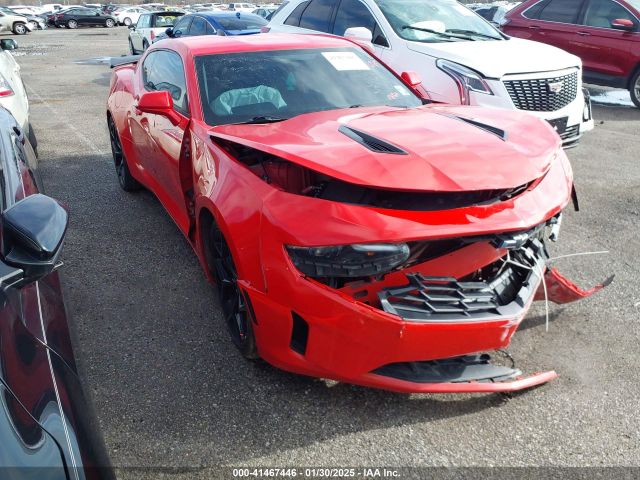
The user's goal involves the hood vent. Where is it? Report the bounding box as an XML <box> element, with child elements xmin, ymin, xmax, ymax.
<box><xmin>446</xmin><ymin>115</ymin><xmax>508</xmax><ymax>141</ymax></box>
<box><xmin>339</xmin><ymin>125</ymin><xmax>408</xmax><ymax>155</ymax></box>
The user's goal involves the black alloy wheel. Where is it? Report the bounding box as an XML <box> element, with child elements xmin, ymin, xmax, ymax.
<box><xmin>108</xmin><ymin>117</ymin><xmax>141</xmax><ymax>192</ymax></box>
<box><xmin>206</xmin><ymin>223</ymin><xmax>258</xmax><ymax>359</ymax></box>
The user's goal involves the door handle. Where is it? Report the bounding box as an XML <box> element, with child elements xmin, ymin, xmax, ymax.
<box><xmin>577</xmin><ymin>31</ymin><xmax>590</xmax><ymax>36</ymax></box>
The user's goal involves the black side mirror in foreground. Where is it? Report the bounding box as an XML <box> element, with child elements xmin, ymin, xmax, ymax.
<box><xmin>1</xmin><ymin>194</ymin><xmax>68</xmax><ymax>286</ymax></box>
<box><xmin>0</xmin><ymin>39</ymin><xmax>18</xmax><ymax>51</ymax></box>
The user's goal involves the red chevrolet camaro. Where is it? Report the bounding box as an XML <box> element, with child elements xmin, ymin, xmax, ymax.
<box><xmin>107</xmin><ymin>33</ymin><xmax>609</xmax><ymax>393</ymax></box>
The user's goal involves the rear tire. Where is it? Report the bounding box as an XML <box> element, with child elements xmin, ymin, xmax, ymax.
<box><xmin>105</xmin><ymin>18</ymin><xmax>115</xmax><ymax>28</ymax></box>
<box><xmin>630</xmin><ymin>69</ymin><xmax>640</xmax><ymax>109</ymax></box>
<box><xmin>13</xmin><ymin>22</ymin><xmax>27</xmax><ymax>35</ymax></box>
<box><xmin>67</xmin><ymin>19</ymin><xmax>77</xmax><ymax>29</ymax></box>
<box><xmin>203</xmin><ymin>220</ymin><xmax>259</xmax><ymax>360</ymax></box>
<box><xmin>123</xmin><ymin>17</ymin><xmax>132</xmax><ymax>26</ymax></box>
<box><xmin>108</xmin><ymin>116</ymin><xmax>141</xmax><ymax>192</ymax></box>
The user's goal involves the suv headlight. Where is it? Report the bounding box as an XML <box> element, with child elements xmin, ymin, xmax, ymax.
<box><xmin>286</xmin><ymin>243</ymin><xmax>410</xmax><ymax>278</ymax></box>
<box><xmin>437</xmin><ymin>59</ymin><xmax>493</xmax><ymax>104</ymax></box>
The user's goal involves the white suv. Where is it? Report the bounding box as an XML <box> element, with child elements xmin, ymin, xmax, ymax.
<box><xmin>266</xmin><ymin>0</ymin><xmax>594</xmax><ymax>146</ymax></box>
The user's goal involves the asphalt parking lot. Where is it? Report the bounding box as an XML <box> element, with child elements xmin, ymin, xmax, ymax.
<box><xmin>10</xmin><ymin>27</ymin><xmax>640</xmax><ymax>475</ymax></box>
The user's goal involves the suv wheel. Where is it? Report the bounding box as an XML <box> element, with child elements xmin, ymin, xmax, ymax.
<box><xmin>13</xmin><ymin>22</ymin><xmax>27</xmax><ymax>35</ymax></box>
<box><xmin>631</xmin><ymin>70</ymin><xmax>640</xmax><ymax>109</ymax></box>
<box><xmin>123</xmin><ymin>17</ymin><xmax>132</xmax><ymax>26</ymax></box>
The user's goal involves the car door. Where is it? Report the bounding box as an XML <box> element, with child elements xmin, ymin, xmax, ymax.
<box><xmin>172</xmin><ymin>15</ymin><xmax>192</xmax><ymax>37</ymax></box>
<box><xmin>573</xmin><ymin>0</ymin><xmax>638</xmax><ymax>76</ymax></box>
<box><xmin>297</xmin><ymin>0</ymin><xmax>339</xmax><ymax>33</ymax></box>
<box><xmin>131</xmin><ymin>13</ymin><xmax>148</xmax><ymax>50</ymax></box>
<box><xmin>134</xmin><ymin>50</ymin><xmax>192</xmax><ymax>235</ymax></box>
<box><xmin>519</xmin><ymin>0</ymin><xmax>586</xmax><ymax>51</ymax></box>
<box><xmin>188</xmin><ymin>15</ymin><xmax>208</xmax><ymax>36</ymax></box>
<box><xmin>332</xmin><ymin>0</ymin><xmax>390</xmax><ymax>55</ymax></box>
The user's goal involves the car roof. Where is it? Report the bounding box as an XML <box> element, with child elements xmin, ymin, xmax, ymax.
<box><xmin>168</xmin><ymin>32</ymin><xmax>355</xmax><ymax>56</ymax></box>
<box><xmin>190</xmin><ymin>11</ymin><xmax>261</xmax><ymax>20</ymax></box>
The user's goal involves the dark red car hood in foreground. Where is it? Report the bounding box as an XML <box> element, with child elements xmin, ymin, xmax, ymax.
<box><xmin>210</xmin><ymin>105</ymin><xmax>561</xmax><ymax>191</ymax></box>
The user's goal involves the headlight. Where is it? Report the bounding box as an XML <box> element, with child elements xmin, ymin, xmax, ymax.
<box><xmin>436</xmin><ymin>59</ymin><xmax>493</xmax><ymax>104</ymax></box>
<box><xmin>286</xmin><ymin>243</ymin><xmax>410</xmax><ymax>278</ymax></box>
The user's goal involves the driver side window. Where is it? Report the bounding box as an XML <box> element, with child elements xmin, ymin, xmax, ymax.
<box><xmin>142</xmin><ymin>51</ymin><xmax>190</xmax><ymax>115</ymax></box>
<box><xmin>583</xmin><ymin>0</ymin><xmax>638</xmax><ymax>28</ymax></box>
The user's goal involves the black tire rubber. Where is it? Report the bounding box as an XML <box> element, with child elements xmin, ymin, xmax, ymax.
<box><xmin>630</xmin><ymin>69</ymin><xmax>640</xmax><ymax>109</ymax></box>
<box><xmin>13</xmin><ymin>22</ymin><xmax>27</xmax><ymax>35</ymax></box>
<box><xmin>128</xmin><ymin>38</ymin><xmax>136</xmax><ymax>55</ymax></box>
<box><xmin>204</xmin><ymin>221</ymin><xmax>259</xmax><ymax>360</ymax></box>
<box><xmin>108</xmin><ymin>117</ymin><xmax>141</xmax><ymax>192</ymax></box>
<box><xmin>142</xmin><ymin>39</ymin><xmax>149</xmax><ymax>51</ymax></box>
<box><xmin>67</xmin><ymin>19</ymin><xmax>77</xmax><ymax>29</ymax></box>
<box><xmin>105</xmin><ymin>18</ymin><xmax>115</xmax><ymax>28</ymax></box>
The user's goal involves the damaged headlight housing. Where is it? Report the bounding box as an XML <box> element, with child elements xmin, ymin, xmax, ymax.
<box><xmin>286</xmin><ymin>243</ymin><xmax>410</xmax><ymax>278</ymax></box>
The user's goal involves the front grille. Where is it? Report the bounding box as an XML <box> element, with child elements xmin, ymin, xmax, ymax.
<box><xmin>559</xmin><ymin>124</ymin><xmax>580</xmax><ymax>140</ymax></box>
<box><xmin>504</xmin><ymin>71</ymin><xmax>578</xmax><ymax>112</ymax></box>
<box><xmin>378</xmin><ymin>240</ymin><xmax>547</xmax><ymax>322</ymax></box>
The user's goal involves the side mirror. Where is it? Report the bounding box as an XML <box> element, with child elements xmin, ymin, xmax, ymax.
<box><xmin>401</xmin><ymin>71</ymin><xmax>422</xmax><ymax>87</ymax></box>
<box><xmin>344</xmin><ymin>26</ymin><xmax>373</xmax><ymax>44</ymax></box>
<box><xmin>128</xmin><ymin>23</ymin><xmax>136</xmax><ymax>29</ymax></box>
<box><xmin>165</xmin><ymin>26</ymin><xmax>174</xmax><ymax>36</ymax></box>
<box><xmin>611</xmin><ymin>18</ymin><xmax>635</xmax><ymax>31</ymax></box>
<box><xmin>136</xmin><ymin>90</ymin><xmax>182</xmax><ymax>126</ymax></box>
<box><xmin>1</xmin><ymin>194</ymin><xmax>68</xmax><ymax>285</ymax></box>
<box><xmin>0</xmin><ymin>39</ymin><xmax>18</xmax><ymax>51</ymax></box>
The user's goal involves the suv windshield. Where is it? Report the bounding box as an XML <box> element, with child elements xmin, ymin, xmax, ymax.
<box><xmin>195</xmin><ymin>47</ymin><xmax>422</xmax><ymax>126</ymax></box>
<box><xmin>376</xmin><ymin>0</ymin><xmax>503</xmax><ymax>42</ymax></box>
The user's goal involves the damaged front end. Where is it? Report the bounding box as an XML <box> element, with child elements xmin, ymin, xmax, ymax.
<box><xmin>279</xmin><ymin>220</ymin><xmax>610</xmax><ymax>393</ymax></box>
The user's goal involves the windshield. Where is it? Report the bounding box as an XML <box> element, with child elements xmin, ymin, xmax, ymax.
<box><xmin>216</xmin><ymin>15</ymin><xmax>267</xmax><ymax>30</ymax></box>
<box><xmin>376</xmin><ymin>0</ymin><xmax>503</xmax><ymax>42</ymax></box>
<box><xmin>195</xmin><ymin>47</ymin><xmax>422</xmax><ymax>126</ymax></box>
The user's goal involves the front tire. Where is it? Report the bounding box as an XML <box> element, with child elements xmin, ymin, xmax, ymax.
<box><xmin>142</xmin><ymin>39</ymin><xmax>149</xmax><ymax>51</ymax></box>
<box><xmin>108</xmin><ymin>116</ymin><xmax>141</xmax><ymax>192</ymax></box>
<box><xmin>204</xmin><ymin>221</ymin><xmax>258</xmax><ymax>360</ymax></box>
<box><xmin>13</xmin><ymin>22</ymin><xmax>27</xmax><ymax>35</ymax></box>
<box><xmin>630</xmin><ymin>69</ymin><xmax>640</xmax><ymax>109</ymax></box>
<box><xmin>105</xmin><ymin>18</ymin><xmax>115</xmax><ymax>28</ymax></box>
<box><xmin>67</xmin><ymin>19</ymin><xmax>78</xmax><ymax>29</ymax></box>
<box><xmin>128</xmin><ymin>38</ymin><xmax>136</xmax><ymax>55</ymax></box>
<box><xmin>123</xmin><ymin>17</ymin><xmax>132</xmax><ymax>26</ymax></box>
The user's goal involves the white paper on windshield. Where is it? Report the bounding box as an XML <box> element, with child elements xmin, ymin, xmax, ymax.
<box><xmin>394</xmin><ymin>85</ymin><xmax>411</xmax><ymax>96</ymax></box>
<box><xmin>322</xmin><ymin>51</ymin><xmax>370</xmax><ymax>71</ymax></box>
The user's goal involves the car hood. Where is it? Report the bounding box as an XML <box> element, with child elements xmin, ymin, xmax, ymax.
<box><xmin>407</xmin><ymin>37</ymin><xmax>581</xmax><ymax>78</ymax></box>
<box><xmin>210</xmin><ymin>105</ymin><xmax>560</xmax><ymax>192</ymax></box>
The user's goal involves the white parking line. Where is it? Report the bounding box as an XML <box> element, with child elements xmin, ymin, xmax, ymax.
<box><xmin>25</xmin><ymin>84</ymin><xmax>107</xmax><ymax>156</ymax></box>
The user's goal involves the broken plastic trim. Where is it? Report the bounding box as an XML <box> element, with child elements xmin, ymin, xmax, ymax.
<box><xmin>373</xmin><ymin>353</ymin><xmax>520</xmax><ymax>384</ymax></box>
<box><xmin>378</xmin><ymin>239</ymin><xmax>547</xmax><ymax>322</ymax></box>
